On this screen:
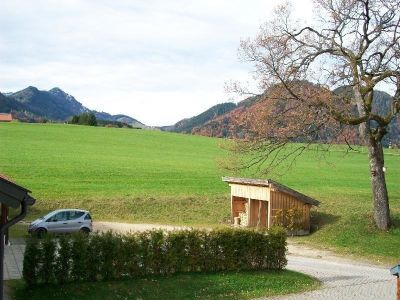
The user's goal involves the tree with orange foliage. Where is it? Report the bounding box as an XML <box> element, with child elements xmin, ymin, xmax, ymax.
<box><xmin>230</xmin><ymin>0</ymin><xmax>400</xmax><ymax>230</ymax></box>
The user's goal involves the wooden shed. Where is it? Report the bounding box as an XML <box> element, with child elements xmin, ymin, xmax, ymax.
<box><xmin>222</xmin><ymin>177</ymin><xmax>320</xmax><ymax>235</ymax></box>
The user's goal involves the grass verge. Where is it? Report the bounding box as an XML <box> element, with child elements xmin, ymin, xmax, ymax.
<box><xmin>9</xmin><ymin>270</ymin><xmax>320</xmax><ymax>300</ymax></box>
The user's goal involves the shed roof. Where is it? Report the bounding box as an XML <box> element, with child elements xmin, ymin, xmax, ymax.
<box><xmin>222</xmin><ymin>177</ymin><xmax>320</xmax><ymax>206</ymax></box>
<box><xmin>0</xmin><ymin>113</ymin><xmax>12</xmax><ymax>122</ymax></box>
<box><xmin>0</xmin><ymin>175</ymin><xmax>36</xmax><ymax>208</ymax></box>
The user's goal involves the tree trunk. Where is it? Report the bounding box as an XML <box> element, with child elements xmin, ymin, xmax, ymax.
<box><xmin>367</xmin><ymin>137</ymin><xmax>391</xmax><ymax>230</ymax></box>
<box><xmin>353</xmin><ymin>88</ymin><xmax>391</xmax><ymax>230</ymax></box>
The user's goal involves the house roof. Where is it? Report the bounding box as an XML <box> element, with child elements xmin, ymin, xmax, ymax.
<box><xmin>0</xmin><ymin>175</ymin><xmax>36</xmax><ymax>208</ymax></box>
<box><xmin>0</xmin><ymin>113</ymin><xmax>12</xmax><ymax>122</ymax></box>
<box><xmin>222</xmin><ymin>176</ymin><xmax>320</xmax><ymax>206</ymax></box>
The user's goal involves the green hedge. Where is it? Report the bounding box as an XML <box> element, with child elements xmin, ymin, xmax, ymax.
<box><xmin>23</xmin><ymin>227</ymin><xmax>287</xmax><ymax>286</ymax></box>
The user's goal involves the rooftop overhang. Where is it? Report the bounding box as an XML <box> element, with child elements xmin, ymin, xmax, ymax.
<box><xmin>0</xmin><ymin>176</ymin><xmax>36</xmax><ymax>208</ymax></box>
<box><xmin>222</xmin><ymin>176</ymin><xmax>320</xmax><ymax>207</ymax></box>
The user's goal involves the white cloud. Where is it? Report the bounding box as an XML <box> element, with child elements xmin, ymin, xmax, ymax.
<box><xmin>0</xmin><ymin>0</ymin><xmax>312</xmax><ymax>126</ymax></box>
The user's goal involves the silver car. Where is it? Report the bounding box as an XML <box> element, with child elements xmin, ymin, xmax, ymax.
<box><xmin>28</xmin><ymin>209</ymin><xmax>92</xmax><ymax>237</ymax></box>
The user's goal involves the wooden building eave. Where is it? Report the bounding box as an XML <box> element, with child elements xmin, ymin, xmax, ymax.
<box><xmin>222</xmin><ymin>176</ymin><xmax>320</xmax><ymax>207</ymax></box>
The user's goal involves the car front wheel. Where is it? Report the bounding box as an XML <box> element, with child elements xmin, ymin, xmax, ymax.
<box><xmin>35</xmin><ymin>228</ymin><xmax>47</xmax><ymax>238</ymax></box>
<box><xmin>80</xmin><ymin>227</ymin><xmax>90</xmax><ymax>235</ymax></box>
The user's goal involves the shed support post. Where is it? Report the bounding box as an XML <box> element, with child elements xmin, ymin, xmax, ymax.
<box><xmin>247</xmin><ymin>198</ymin><xmax>251</xmax><ymax>227</ymax></box>
<box><xmin>256</xmin><ymin>200</ymin><xmax>261</xmax><ymax>229</ymax></box>
<box><xmin>230</xmin><ymin>195</ymin><xmax>233</xmax><ymax>223</ymax></box>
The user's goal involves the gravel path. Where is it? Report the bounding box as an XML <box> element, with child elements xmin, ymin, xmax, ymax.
<box><xmin>93</xmin><ymin>221</ymin><xmax>188</xmax><ymax>233</ymax></box>
<box><xmin>262</xmin><ymin>243</ymin><xmax>396</xmax><ymax>300</ymax></box>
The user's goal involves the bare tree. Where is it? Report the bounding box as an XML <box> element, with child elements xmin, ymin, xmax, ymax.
<box><xmin>232</xmin><ymin>0</ymin><xmax>400</xmax><ymax>230</ymax></box>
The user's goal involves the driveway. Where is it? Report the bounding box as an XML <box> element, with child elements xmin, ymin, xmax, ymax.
<box><xmin>263</xmin><ymin>243</ymin><xmax>396</xmax><ymax>300</ymax></box>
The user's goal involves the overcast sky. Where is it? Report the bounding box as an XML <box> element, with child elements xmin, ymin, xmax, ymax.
<box><xmin>0</xmin><ymin>0</ymin><xmax>313</xmax><ymax>126</ymax></box>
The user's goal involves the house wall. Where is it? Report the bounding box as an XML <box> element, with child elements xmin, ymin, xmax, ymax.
<box><xmin>270</xmin><ymin>190</ymin><xmax>311</xmax><ymax>231</ymax></box>
<box><xmin>0</xmin><ymin>114</ymin><xmax>12</xmax><ymax>122</ymax></box>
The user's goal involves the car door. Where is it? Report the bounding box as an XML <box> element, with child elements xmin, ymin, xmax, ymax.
<box><xmin>46</xmin><ymin>211</ymin><xmax>69</xmax><ymax>233</ymax></box>
<box><xmin>66</xmin><ymin>210</ymin><xmax>85</xmax><ymax>232</ymax></box>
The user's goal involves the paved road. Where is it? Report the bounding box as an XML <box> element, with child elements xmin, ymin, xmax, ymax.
<box><xmin>263</xmin><ymin>244</ymin><xmax>396</xmax><ymax>300</ymax></box>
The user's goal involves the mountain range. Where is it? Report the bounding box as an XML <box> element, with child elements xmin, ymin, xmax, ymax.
<box><xmin>163</xmin><ymin>87</ymin><xmax>399</xmax><ymax>146</ymax></box>
<box><xmin>1</xmin><ymin>85</ymin><xmax>398</xmax><ymax>145</ymax></box>
<box><xmin>0</xmin><ymin>86</ymin><xmax>145</xmax><ymax>128</ymax></box>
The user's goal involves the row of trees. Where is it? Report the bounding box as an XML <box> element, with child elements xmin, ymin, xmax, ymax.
<box><xmin>69</xmin><ymin>112</ymin><xmax>97</xmax><ymax>126</ymax></box>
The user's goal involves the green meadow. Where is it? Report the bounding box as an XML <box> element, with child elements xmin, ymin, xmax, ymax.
<box><xmin>1</xmin><ymin>122</ymin><xmax>399</xmax><ymax>263</ymax></box>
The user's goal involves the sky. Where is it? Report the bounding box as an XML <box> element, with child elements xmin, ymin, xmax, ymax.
<box><xmin>0</xmin><ymin>0</ymin><xmax>313</xmax><ymax>126</ymax></box>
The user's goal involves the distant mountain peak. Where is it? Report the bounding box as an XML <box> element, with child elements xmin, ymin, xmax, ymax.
<box><xmin>48</xmin><ymin>87</ymin><xmax>77</xmax><ymax>104</ymax></box>
<box><xmin>22</xmin><ymin>86</ymin><xmax>39</xmax><ymax>94</ymax></box>
<box><xmin>26</xmin><ymin>86</ymin><xmax>38</xmax><ymax>91</ymax></box>
<box><xmin>49</xmin><ymin>87</ymin><xmax>65</xmax><ymax>93</ymax></box>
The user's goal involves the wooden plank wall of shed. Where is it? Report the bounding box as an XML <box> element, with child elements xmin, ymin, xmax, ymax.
<box><xmin>270</xmin><ymin>190</ymin><xmax>311</xmax><ymax>230</ymax></box>
<box><xmin>248</xmin><ymin>199</ymin><xmax>268</xmax><ymax>228</ymax></box>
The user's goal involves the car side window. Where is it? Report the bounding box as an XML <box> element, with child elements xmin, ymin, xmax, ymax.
<box><xmin>69</xmin><ymin>211</ymin><xmax>85</xmax><ymax>220</ymax></box>
<box><xmin>84</xmin><ymin>213</ymin><xmax>92</xmax><ymax>220</ymax></box>
<box><xmin>47</xmin><ymin>211</ymin><xmax>68</xmax><ymax>222</ymax></box>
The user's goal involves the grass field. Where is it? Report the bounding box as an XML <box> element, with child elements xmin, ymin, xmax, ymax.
<box><xmin>1</xmin><ymin>122</ymin><xmax>399</xmax><ymax>262</ymax></box>
<box><xmin>1</xmin><ymin>122</ymin><xmax>229</xmax><ymax>225</ymax></box>
<box><xmin>10</xmin><ymin>270</ymin><xmax>320</xmax><ymax>300</ymax></box>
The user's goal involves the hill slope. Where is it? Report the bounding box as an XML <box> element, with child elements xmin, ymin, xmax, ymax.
<box><xmin>162</xmin><ymin>96</ymin><xmax>261</xmax><ymax>133</ymax></box>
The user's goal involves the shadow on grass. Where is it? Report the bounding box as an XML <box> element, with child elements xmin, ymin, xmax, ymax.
<box><xmin>310</xmin><ymin>212</ymin><xmax>340</xmax><ymax>234</ymax></box>
<box><xmin>390</xmin><ymin>214</ymin><xmax>400</xmax><ymax>228</ymax></box>
<box><xmin>387</xmin><ymin>214</ymin><xmax>400</xmax><ymax>235</ymax></box>
<box><xmin>365</xmin><ymin>212</ymin><xmax>400</xmax><ymax>232</ymax></box>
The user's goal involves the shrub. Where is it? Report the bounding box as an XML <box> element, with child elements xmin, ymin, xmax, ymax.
<box><xmin>38</xmin><ymin>234</ymin><xmax>56</xmax><ymax>284</ymax></box>
<box><xmin>23</xmin><ymin>227</ymin><xmax>287</xmax><ymax>286</ymax></box>
<box><xmin>54</xmin><ymin>234</ymin><xmax>71</xmax><ymax>283</ymax></box>
<box><xmin>85</xmin><ymin>233</ymin><xmax>102</xmax><ymax>281</ymax></box>
<box><xmin>274</xmin><ymin>208</ymin><xmax>304</xmax><ymax>232</ymax></box>
<box><xmin>70</xmin><ymin>233</ymin><xmax>88</xmax><ymax>281</ymax></box>
<box><xmin>22</xmin><ymin>237</ymin><xmax>40</xmax><ymax>286</ymax></box>
<box><xmin>121</xmin><ymin>234</ymin><xmax>143</xmax><ymax>277</ymax></box>
<box><xmin>147</xmin><ymin>230</ymin><xmax>165</xmax><ymax>275</ymax></box>
<box><xmin>99</xmin><ymin>231</ymin><xmax>119</xmax><ymax>280</ymax></box>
